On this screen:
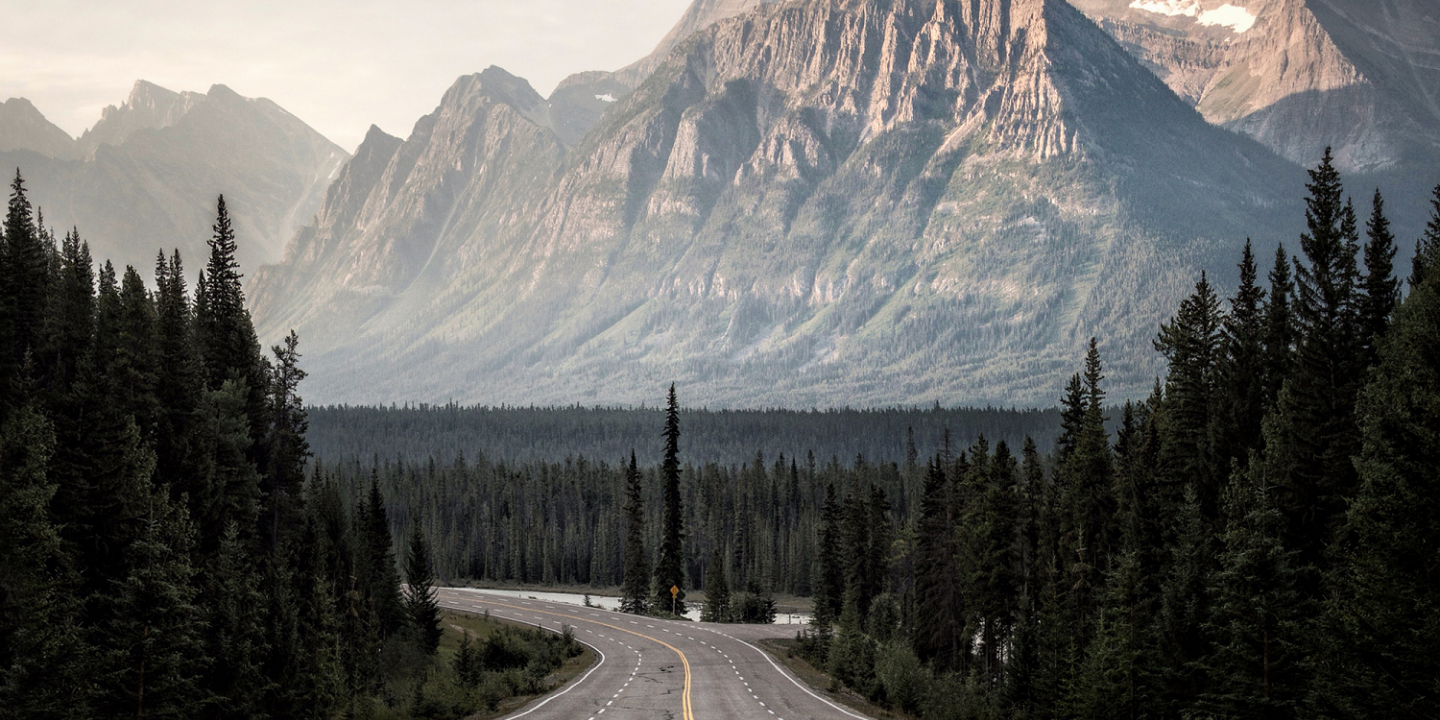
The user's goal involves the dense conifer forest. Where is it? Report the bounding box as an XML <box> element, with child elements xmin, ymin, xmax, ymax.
<box><xmin>0</xmin><ymin>171</ymin><xmax>579</xmax><ymax>719</ymax></box>
<box><xmin>304</xmin><ymin>403</ymin><xmax>1061</xmax><ymax>468</ymax></box>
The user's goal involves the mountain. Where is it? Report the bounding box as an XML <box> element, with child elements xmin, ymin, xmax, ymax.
<box><xmin>0</xmin><ymin>98</ymin><xmax>75</xmax><ymax>158</ymax></box>
<box><xmin>0</xmin><ymin>81</ymin><xmax>349</xmax><ymax>275</ymax></box>
<box><xmin>1070</xmin><ymin>0</ymin><xmax>1440</xmax><ymax>176</ymax></box>
<box><xmin>253</xmin><ymin>0</ymin><xmax>1308</xmax><ymax>408</ymax></box>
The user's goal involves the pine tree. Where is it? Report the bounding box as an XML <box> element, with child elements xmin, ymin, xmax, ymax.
<box><xmin>96</xmin><ymin>486</ymin><xmax>207</xmax><ymax>719</ymax></box>
<box><xmin>1408</xmin><ymin>183</ymin><xmax>1440</xmax><ymax>287</ymax></box>
<box><xmin>1156</xmin><ymin>485</ymin><xmax>1212</xmax><ymax>714</ymax></box>
<box><xmin>702</xmin><ymin>546</ymin><xmax>730</xmax><ymax>622</ymax></box>
<box><xmin>1216</xmin><ymin>242</ymin><xmax>1268</xmax><ymax>472</ymax></box>
<box><xmin>0</xmin><ymin>170</ymin><xmax>51</xmax><ymax>410</ymax></box>
<box><xmin>1273</xmin><ymin>148</ymin><xmax>1365</xmax><ymax>586</ymax></box>
<box><xmin>813</xmin><ymin>483</ymin><xmax>844</xmax><ymax>631</ymax></box>
<box><xmin>152</xmin><ymin>251</ymin><xmax>206</xmax><ymax>517</ymax></box>
<box><xmin>201</xmin><ymin>523</ymin><xmax>270</xmax><ymax>720</ymax></box>
<box><xmin>107</xmin><ymin>266</ymin><xmax>159</xmax><ymax>436</ymax></box>
<box><xmin>360</xmin><ymin>476</ymin><xmax>405</xmax><ymax>636</ymax></box>
<box><xmin>619</xmin><ymin>451</ymin><xmax>649</xmax><ymax>615</ymax></box>
<box><xmin>1263</xmin><ymin>244</ymin><xmax>1295</xmax><ymax>405</ymax></box>
<box><xmin>262</xmin><ymin>331</ymin><xmax>310</xmax><ymax>550</ymax></box>
<box><xmin>1359</xmin><ymin>189</ymin><xmax>1400</xmax><ymax>363</ymax></box>
<box><xmin>1317</xmin><ymin>268</ymin><xmax>1440</xmax><ymax>719</ymax></box>
<box><xmin>403</xmin><ymin>525</ymin><xmax>443</xmax><ymax>654</ymax></box>
<box><xmin>913</xmin><ymin>459</ymin><xmax>961</xmax><ymax>670</ymax></box>
<box><xmin>0</xmin><ymin>405</ymin><xmax>91</xmax><ymax>718</ymax></box>
<box><xmin>193</xmin><ymin>196</ymin><xmax>267</xmax><ymax>489</ymax></box>
<box><xmin>653</xmin><ymin>384</ymin><xmax>686</xmax><ymax>615</ymax></box>
<box><xmin>1058</xmin><ymin>338</ymin><xmax>1115</xmax><ymax>639</ymax></box>
<box><xmin>1200</xmin><ymin>460</ymin><xmax>1308</xmax><ymax>719</ymax></box>
<box><xmin>1056</xmin><ymin>373</ymin><xmax>1086</xmax><ymax>461</ymax></box>
<box><xmin>1154</xmin><ymin>274</ymin><xmax>1225</xmax><ymax>518</ymax></box>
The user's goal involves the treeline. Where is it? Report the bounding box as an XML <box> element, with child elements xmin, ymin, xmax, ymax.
<box><xmin>306</xmin><ymin>402</ymin><xmax>1060</xmax><ymax>467</ymax></box>
<box><xmin>318</xmin><ymin>417</ymin><xmax>944</xmax><ymax>601</ymax></box>
<box><xmin>0</xmin><ymin>172</ymin><xmax>447</xmax><ymax>717</ymax></box>
<box><xmin>788</xmin><ymin>153</ymin><xmax>1440</xmax><ymax>719</ymax></box>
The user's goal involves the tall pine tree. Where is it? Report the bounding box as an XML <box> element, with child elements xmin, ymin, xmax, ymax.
<box><xmin>653</xmin><ymin>384</ymin><xmax>686</xmax><ymax>614</ymax></box>
<box><xmin>620</xmin><ymin>451</ymin><xmax>649</xmax><ymax>614</ymax></box>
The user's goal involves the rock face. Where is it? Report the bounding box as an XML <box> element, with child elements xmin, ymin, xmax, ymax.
<box><xmin>0</xmin><ymin>81</ymin><xmax>349</xmax><ymax>275</ymax></box>
<box><xmin>0</xmin><ymin>98</ymin><xmax>75</xmax><ymax>159</ymax></box>
<box><xmin>254</xmin><ymin>0</ymin><xmax>1307</xmax><ymax>408</ymax></box>
<box><xmin>1071</xmin><ymin>0</ymin><xmax>1440</xmax><ymax>175</ymax></box>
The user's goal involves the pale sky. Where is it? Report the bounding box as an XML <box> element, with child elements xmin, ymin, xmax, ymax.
<box><xmin>0</xmin><ymin>0</ymin><xmax>694</xmax><ymax>151</ymax></box>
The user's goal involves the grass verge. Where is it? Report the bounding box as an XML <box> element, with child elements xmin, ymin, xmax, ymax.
<box><xmin>755</xmin><ymin>637</ymin><xmax>906</xmax><ymax>720</ymax></box>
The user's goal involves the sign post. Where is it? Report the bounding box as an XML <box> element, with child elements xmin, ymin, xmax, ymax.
<box><xmin>671</xmin><ymin>585</ymin><xmax>679</xmax><ymax>617</ymax></box>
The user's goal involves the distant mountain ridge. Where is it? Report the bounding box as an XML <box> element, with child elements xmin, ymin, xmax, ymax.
<box><xmin>251</xmin><ymin>0</ymin><xmax>1309</xmax><ymax>408</ymax></box>
<box><xmin>1071</xmin><ymin>0</ymin><xmax>1440</xmax><ymax>175</ymax></box>
<box><xmin>0</xmin><ymin>81</ymin><xmax>348</xmax><ymax>275</ymax></box>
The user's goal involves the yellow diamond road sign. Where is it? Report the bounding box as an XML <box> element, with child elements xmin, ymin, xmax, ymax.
<box><xmin>670</xmin><ymin>585</ymin><xmax>679</xmax><ymax>597</ymax></box>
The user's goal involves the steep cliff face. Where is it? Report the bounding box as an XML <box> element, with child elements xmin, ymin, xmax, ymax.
<box><xmin>250</xmin><ymin>67</ymin><xmax>568</xmax><ymax>350</ymax></box>
<box><xmin>0</xmin><ymin>81</ymin><xmax>348</xmax><ymax>274</ymax></box>
<box><xmin>1072</xmin><ymin>0</ymin><xmax>1440</xmax><ymax>174</ymax></box>
<box><xmin>254</xmin><ymin>0</ymin><xmax>1303</xmax><ymax>407</ymax></box>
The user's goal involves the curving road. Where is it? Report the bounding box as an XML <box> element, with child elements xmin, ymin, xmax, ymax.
<box><xmin>436</xmin><ymin>587</ymin><xmax>874</xmax><ymax>720</ymax></box>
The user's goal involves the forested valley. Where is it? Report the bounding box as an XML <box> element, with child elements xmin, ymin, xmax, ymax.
<box><xmin>329</xmin><ymin>152</ymin><xmax>1440</xmax><ymax>719</ymax></box>
<box><xmin>0</xmin><ymin>171</ymin><xmax>580</xmax><ymax>720</ymax></box>
<box><xmin>3</xmin><ymin>143</ymin><xmax>1439</xmax><ymax>720</ymax></box>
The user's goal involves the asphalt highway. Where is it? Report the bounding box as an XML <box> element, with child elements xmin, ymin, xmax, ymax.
<box><xmin>435</xmin><ymin>587</ymin><xmax>875</xmax><ymax>720</ymax></box>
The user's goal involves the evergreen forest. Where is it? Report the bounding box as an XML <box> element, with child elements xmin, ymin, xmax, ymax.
<box><xmin>0</xmin><ymin>172</ymin><xmax>579</xmax><ymax>719</ymax></box>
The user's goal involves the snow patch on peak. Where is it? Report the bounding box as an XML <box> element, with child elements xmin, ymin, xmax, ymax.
<box><xmin>595</xmin><ymin>94</ymin><xmax>617</xmax><ymax>103</ymax></box>
<box><xmin>1130</xmin><ymin>0</ymin><xmax>1200</xmax><ymax>17</ymax></box>
<box><xmin>1197</xmin><ymin>4</ymin><xmax>1256</xmax><ymax>33</ymax></box>
<box><xmin>1129</xmin><ymin>0</ymin><xmax>1256</xmax><ymax>34</ymax></box>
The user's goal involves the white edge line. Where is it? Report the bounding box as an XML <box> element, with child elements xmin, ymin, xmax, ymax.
<box><xmin>729</xmin><ymin>635</ymin><xmax>873</xmax><ymax>720</ymax></box>
<box><xmin>440</xmin><ymin>600</ymin><xmax>608</xmax><ymax>720</ymax></box>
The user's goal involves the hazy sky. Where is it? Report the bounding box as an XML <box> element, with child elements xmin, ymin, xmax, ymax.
<box><xmin>1</xmin><ymin>0</ymin><xmax>693</xmax><ymax>151</ymax></box>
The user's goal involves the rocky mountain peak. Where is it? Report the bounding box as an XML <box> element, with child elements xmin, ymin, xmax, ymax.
<box><xmin>1072</xmin><ymin>0</ymin><xmax>1440</xmax><ymax>174</ymax></box>
<box><xmin>77</xmin><ymin>79</ymin><xmax>208</xmax><ymax>155</ymax></box>
<box><xmin>252</xmin><ymin>0</ymin><xmax>1301</xmax><ymax>407</ymax></box>
<box><xmin>0</xmin><ymin>97</ymin><xmax>76</xmax><ymax>159</ymax></box>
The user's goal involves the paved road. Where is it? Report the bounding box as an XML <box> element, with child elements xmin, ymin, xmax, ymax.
<box><xmin>436</xmin><ymin>587</ymin><xmax>873</xmax><ymax>720</ymax></box>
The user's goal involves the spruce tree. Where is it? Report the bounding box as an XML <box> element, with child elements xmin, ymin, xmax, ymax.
<box><xmin>96</xmin><ymin>486</ymin><xmax>207</xmax><ymax>719</ymax></box>
<box><xmin>1217</xmin><ymin>242</ymin><xmax>1268</xmax><ymax>471</ymax></box>
<box><xmin>0</xmin><ymin>405</ymin><xmax>91</xmax><ymax>718</ymax></box>
<box><xmin>0</xmin><ymin>170</ymin><xmax>50</xmax><ymax>410</ymax></box>
<box><xmin>262</xmin><ymin>331</ymin><xmax>310</xmax><ymax>550</ymax></box>
<box><xmin>201</xmin><ymin>523</ymin><xmax>270</xmax><ymax>720</ymax></box>
<box><xmin>652</xmin><ymin>384</ymin><xmax>686</xmax><ymax>615</ymax></box>
<box><xmin>1273</xmin><ymin>148</ymin><xmax>1365</xmax><ymax>586</ymax></box>
<box><xmin>1201</xmin><ymin>461</ymin><xmax>1308</xmax><ymax>719</ymax></box>
<box><xmin>1156</xmin><ymin>485</ymin><xmax>1212</xmax><ymax>714</ymax></box>
<box><xmin>403</xmin><ymin>525</ymin><xmax>443</xmax><ymax>654</ymax></box>
<box><xmin>152</xmin><ymin>250</ymin><xmax>205</xmax><ymax>513</ymax></box>
<box><xmin>194</xmin><ymin>196</ymin><xmax>267</xmax><ymax>486</ymax></box>
<box><xmin>619</xmin><ymin>451</ymin><xmax>649</xmax><ymax>614</ymax></box>
<box><xmin>1408</xmin><ymin>183</ymin><xmax>1440</xmax><ymax>287</ymax></box>
<box><xmin>813</xmin><ymin>483</ymin><xmax>845</xmax><ymax>631</ymax></box>
<box><xmin>1263</xmin><ymin>244</ymin><xmax>1295</xmax><ymax>405</ymax></box>
<box><xmin>913</xmin><ymin>460</ymin><xmax>961</xmax><ymax>670</ymax></box>
<box><xmin>1317</xmin><ymin>268</ymin><xmax>1440</xmax><ymax>719</ymax></box>
<box><xmin>1359</xmin><ymin>189</ymin><xmax>1400</xmax><ymax>363</ymax></box>
<box><xmin>702</xmin><ymin>546</ymin><xmax>730</xmax><ymax>622</ymax></box>
<box><xmin>360</xmin><ymin>476</ymin><xmax>405</xmax><ymax>635</ymax></box>
<box><xmin>1154</xmin><ymin>274</ymin><xmax>1224</xmax><ymax>518</ymax></box>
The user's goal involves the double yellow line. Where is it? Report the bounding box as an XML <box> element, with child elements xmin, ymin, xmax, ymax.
<box><xmin>451</xmin><ymin>596</ymin><xmax>693</xmax><ymax>720</ymax></box>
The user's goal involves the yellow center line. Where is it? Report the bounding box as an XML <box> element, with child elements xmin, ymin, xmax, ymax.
<box><xmin>440</xmin><ymin>594</ymin><xmax>694</xmax><ymax>720</ymax></box>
